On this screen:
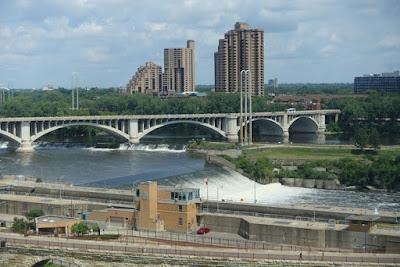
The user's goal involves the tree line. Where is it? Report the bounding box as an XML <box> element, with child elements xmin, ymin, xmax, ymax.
<box><xmin>0</xmin><ymin>89</ymin><xmax>288</xmax><ymax>117</ymax></box>
<box><xmin>227</xmin><ymin>153</ymin><xmax>400</xmax><ymax>192</ymax></box>
<box><xmin>324</xmin><ymin>92</ymin><xmax>400</xmax><ymax>147</ymax></box>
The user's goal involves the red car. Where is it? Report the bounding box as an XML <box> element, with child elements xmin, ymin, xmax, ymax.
<box><xmin>197</xmin><ymin>227</ymin><xmax>210</xmax><ymax>235</ymax></box>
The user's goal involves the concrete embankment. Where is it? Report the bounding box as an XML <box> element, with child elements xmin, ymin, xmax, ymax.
<box><xmin>280</xmin><ymin>177</ymin><xmax>341</xmax><ymax>190</ymax></box>
<box><xmin>0</xmin><ymin>175</ymin><xmax>134</xmax><ymax>203</ymax></box>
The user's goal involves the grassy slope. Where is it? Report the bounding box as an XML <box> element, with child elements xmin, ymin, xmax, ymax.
<box><xmin>243</xmin><ymin>145</ymin><xmax>400</xmax><ymax>161</ymax></box>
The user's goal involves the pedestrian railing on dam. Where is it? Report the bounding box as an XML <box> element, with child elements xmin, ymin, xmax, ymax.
<box><xmin>199</xmin><ymin>207</ymin><xmax>348</xmax><ymax>225</ymax></box>
<box><xmin>0</xmin><ymin>190</ymin><xmax>133</xmax><ymax>205</ymax></box>
<box><xmin>104</xmin><ymin>228</ymin><xmax>361</xmax><ymax>254</ymax></box>
<box><xmin>2</xmin><ymin>235</ymin><xmax>400</xmax><ymax>264</ymax></box>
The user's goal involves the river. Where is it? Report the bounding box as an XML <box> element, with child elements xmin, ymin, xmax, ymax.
<box><xmin>0</xmin><ymin>136</ymin><xmax>399</xmax><ymax>213</ymax></box>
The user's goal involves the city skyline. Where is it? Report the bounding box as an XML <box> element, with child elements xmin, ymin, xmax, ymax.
<box><xmin>0</xmin><ymin>0</ymin><xmax>399</xmax><ymax>88</ymax></box>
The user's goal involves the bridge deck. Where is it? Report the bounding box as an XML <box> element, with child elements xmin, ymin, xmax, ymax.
<box><xmin>0</xmin><ymin>109</ymin><xmax>341</xmax><ymax>122</ymax></box>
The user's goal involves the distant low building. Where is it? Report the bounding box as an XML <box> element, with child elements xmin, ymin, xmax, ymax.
<box><xmin>35</xmin><ymin>215</ymin><xmax>80</xmax><ymax>236</ymax></box>
<box><xmin>354</xmin><ymin>71</ymin><xmax>400</xmax><ymax>93</ymax></box>
<box><xmin>268</xmin><ymin>78</ymin><xmax>278</xmax><ymax>88</ymax></box>
<box><xmin>127</xmin><ymin>61</ymin><xmax>162</xmax><ymax>96</ymax></box>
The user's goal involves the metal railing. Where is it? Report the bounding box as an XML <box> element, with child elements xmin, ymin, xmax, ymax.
<box><xmin>199</xmin><ymin>207</ymin><xmax>348</xmax><ymax>225</ymax></box>
<box><xmin>2</xmin><ymin>235</ymin><xmax>399</xmax><ymax>264</ymax></box>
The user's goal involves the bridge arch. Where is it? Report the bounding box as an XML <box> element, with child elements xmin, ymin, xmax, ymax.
<box><xmin>240</xmin><ymin>118</ymin><xmax>284</xmax><ymax>136</ymax></box>
<box><xmin>288</xmin><ymin>116</ymin><xmax>319</xmax><ymax>133</ymax></box>
<box><xmin>0</xmin><ymin>129</ymin><xmax>21</xmax><ymax>144</ymax></box>
<box><xmin>30</xmin><ymin>122</ymin><xmax>130</xmax><ymax>143</ymax></box>
<box><xmin>139</xmin><ymin>120</ymin><xmax>226</xmax><ymax>140</ymax></box>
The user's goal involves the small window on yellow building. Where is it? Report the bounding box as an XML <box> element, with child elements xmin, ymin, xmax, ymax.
<box><xmin>178</xmin><ymin>217</ymin><xmax>183</xmax><ymax>226</ymax></box>
<box><xmin>178</xmin><ymin>205</ymin><xmax>183</xmax><ymax>212</ymax></box>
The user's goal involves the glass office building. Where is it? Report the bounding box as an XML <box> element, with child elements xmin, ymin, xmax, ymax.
<box><xmin>354</xmin><ymin>71</ymin><xmax>400</xmax><ymax>93</ymax></box>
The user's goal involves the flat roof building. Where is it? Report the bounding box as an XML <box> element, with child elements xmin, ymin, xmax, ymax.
<box><xmin>354</xmin><ymin>71</ymin><xmax>400</xmax><ymax>93</ymax></box>
<box><xmin>214</xmin><ymin>22</ymin><xmax>264</xmax><ymax>96</ymax></box>
<box><xmin>35</xmin><ymin>215</ymin><xmax>80</xmax><ymax>236</ymax></box>
<box><xmin>162</xmin><ymin>40</ymin><xmax>196</xmax><ymax>95</ymax></box>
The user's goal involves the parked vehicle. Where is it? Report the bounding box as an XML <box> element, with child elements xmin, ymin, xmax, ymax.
<box><xmin>196</xmin><ymin>227</ymin><xmax>210</xmax><ymax>235</ymax></box>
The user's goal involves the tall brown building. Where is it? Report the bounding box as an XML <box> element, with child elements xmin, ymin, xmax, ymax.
<box><xmin>214</xmin><ymin>22</ymin><xmax>264</xmax><ymax>96</ymax></box>
<box><xmin>162</xmin><ymin>40</ymin><xmax>195</xmax><ymax>95</ymax></box>
<box><xmin>127</xmin><ymin>61</ymin><xmax>162</xmax><ymax>96</ymax></box>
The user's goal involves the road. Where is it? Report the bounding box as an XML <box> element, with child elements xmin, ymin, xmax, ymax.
<box><xmin>1</xmin><ymin>233</ymin><xmax>399</xmax><ymax>265</ymax></box>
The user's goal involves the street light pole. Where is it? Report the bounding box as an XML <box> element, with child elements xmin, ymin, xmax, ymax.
<box><xmin>239</xmin><ymin>71</ymin><xmax>244</xmax><ymax>146</ymax></box>
<box><xmin>248</xmin><ymin>71</ymin><xmax>252</xmax><ymax>145</ymax></box>
<box><xmin>240</xmin><ymin>70</ymin><xmax>252</xmax><ymax>145</ymax></box>
<box><xmin>216</xmin><ymin>187</ymin><xmax>219</xmax><ymax>213</ymax></box>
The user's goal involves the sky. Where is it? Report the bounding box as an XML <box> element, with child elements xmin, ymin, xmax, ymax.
<box><xmin>0</xmin><ymin>0</ymin><xmax>399</xmax><ymax>88</ymax></box>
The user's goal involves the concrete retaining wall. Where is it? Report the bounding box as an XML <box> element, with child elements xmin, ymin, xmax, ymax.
<box><xmin>204</xmin><ymin>201</ymin><xmax>397</xmax><ymax>223</ymax></box>
<box><xmin>8</xmin><ymin>185</ymin><xmax>134</xmax><ymax>203</ymax></box>
<box><xmin>0</xmin><ymin>199</ymin><xmax>108</xmax><ymax>217</ymax></box>
<box><xmin>280</xmin><ymin>178</ymin><xmax>341</xmax><ymax>190</ymax></box>
<box><xmin>199</xmin><ymin>214</ymin><xmax>242</xmax><ymax>234</ymax></box>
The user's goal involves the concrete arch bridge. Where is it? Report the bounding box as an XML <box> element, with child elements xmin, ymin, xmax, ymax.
<box><xmin>0</xmin><ymin>110</ymin><xmax>340</xmax><ymax>152</ymax></box>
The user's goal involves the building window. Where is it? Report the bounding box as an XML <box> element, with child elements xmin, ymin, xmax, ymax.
<box><xmin>136</xmin><ymin>189</ymin><xmax>140</xmax><ymax>197</ymax></box>
<box><xmin>178</xmin><ymin>218</ymin><xmax>183</xmax><ymax>226</ymax></box>
<box><xmin>178</xmin><ymin>205</ymin><xmax>183</xmax><ymax>212</ymax></box>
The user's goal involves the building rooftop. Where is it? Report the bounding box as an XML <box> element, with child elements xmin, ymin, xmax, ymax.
<box><xmin>205</xmin><ymin>212</ymin><xmax>348</xmax><ymax>231</ymax></box>
<box><xmin>359</xmin><ymin>70</ymin><xmax>400</xmax><ymax>77</ymax></box>
<box><xmin>36</xmin><ymin>215</ymin><xmax>77</xmax><ymax>224</ymax></box>
<box><xmin>346</xmin><ymin>215</ymin><xmax>381</xmax><ymax>222</ymax></box>
<box><xmin>158</xmin><ymin>185</ymin><xmax>199</xmax><ymax>193</ymax></box>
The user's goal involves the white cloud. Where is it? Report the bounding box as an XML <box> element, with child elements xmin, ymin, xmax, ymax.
<box><xmin>378</xmin><ymin>35</ymin><xmax>400</xmax><ymax>49</ymax></box>
<box><xmin>81</xmin><ymin>47</ymin><xmax>110</xmax><ymax>62</ymax></box>
<box><xmin>145</xmin><ymin>22</ymin><xmax>167</xmax><ymax>32</ymax></box>
<box><xmin>320</xmin><ymin>45</ymin><xmax>336</xmax><ymax>56</ymax></box>
<box><xmin>0</xmin><ymin>0</ymin><xmax>399</xmax><ymax>86</ymax></box>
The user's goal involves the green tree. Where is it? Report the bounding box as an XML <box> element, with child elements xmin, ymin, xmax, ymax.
<box><xmin>11</xmin><ymin>217</ymin><xmax>28</xmax><ymax>233</ymax></box>
<box><xmin>353</xmin><ymin>128</ymin><xmax>369</xmax><ymax>149</ymax></box>
<box><xmin>25</xmin><ymin>209</ymin><xmax>45</xmax><ymax>221</ymax></box>
<box><xmin>369</xmin><ymin>128</ymin><xmax>380</xmax><ymax>150</ymax></box>
<box><xmin>71</xmin><ymin>222</ymin><xmax>89</xmax><ymax>236</ymax></box>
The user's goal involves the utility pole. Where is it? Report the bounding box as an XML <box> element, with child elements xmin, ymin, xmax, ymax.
<box><xmin>254</xmin><ymin>180</ymin><xmax>257</xmax><ymax>203</ymax></box>
<box><xmin>76</xmin><ymin>87</ymin><xmax>79</xmax><ymax>110</ymax></box>
<box><xmin>71</xmin><ymin>73</ymin><xmax>79</xmax><ymax>110</ymax></box>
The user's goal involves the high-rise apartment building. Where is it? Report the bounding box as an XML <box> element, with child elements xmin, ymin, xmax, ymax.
<box><xmin>214</xmin><ymin>22</ymin><xmax>264</xmax><ymax>96</ymax></box>
<box><xmin>354</xmin><ymin>71</ymin><xmax>400</xmax><ymax>94</ymax></box>
<box><xmin>127</xmin><ymin>61</ymin><xmax>162</xmax><ymax>96</ymax></box>
<box><xmin>162</xmin><ymin>40</ymin><xmax>195</xmax><ymax>95</ymax></box>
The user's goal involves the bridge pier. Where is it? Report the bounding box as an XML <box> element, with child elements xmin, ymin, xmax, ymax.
<box><xmin>225</xmin><ymin>115</ymin><xmax>239</xmax><ymax>143</ymax></box>
<box><xmin>16</xmin><ymin>142</ymin><xmax>34</xmax><ymax>152</ymax></box>
<box><xmin>16</xmin><ymin>122</ymin><xmax>34</xmax><ymax>152</ymax></box>
<box><xmin>128</xmin><ymin>119</ymin><xmax>140</xmax><ymax>144</ymax></box>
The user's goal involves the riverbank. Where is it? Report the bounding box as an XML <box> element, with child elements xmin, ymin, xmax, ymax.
<box><xmin>188</xmin><ymin>142</ymin><xmax>400</xmax><ymax>192</ymax></box>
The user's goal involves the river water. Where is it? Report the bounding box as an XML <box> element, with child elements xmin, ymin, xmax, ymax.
<box><xmin>0</xmin><ymin>137</ymin><xmax>399</xmax><ymax>212</ymax></box>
